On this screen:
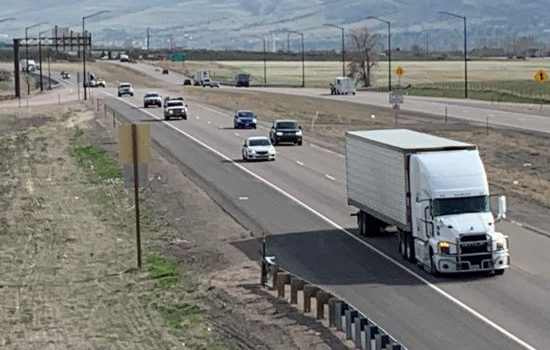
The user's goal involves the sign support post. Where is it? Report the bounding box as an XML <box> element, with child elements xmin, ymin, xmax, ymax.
<box><xmin>132</xmin><ymin>124</ymin><xmax>142</xmax><ymax>269</ymax></box>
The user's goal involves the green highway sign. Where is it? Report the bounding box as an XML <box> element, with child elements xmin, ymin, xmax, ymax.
<box><xmin>170</xmin><ymin>52</ymin><xmax>186</xmax><ymax>62</ymax></box>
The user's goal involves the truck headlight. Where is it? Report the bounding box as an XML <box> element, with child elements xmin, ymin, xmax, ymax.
<box><xmin>169</xmin><ymin>110</ymin><xmax>173</xmax><ymax>114</ymax></box>
<box><xmin>438</xmin><ymin>241</ymin><xmax>451</xmax><ymax>255</ymax></box>
<box><xmin>495</xmin><ymin>237</ymin><xmax>507</xmax><ymax>251</ymax></box>
<box><xmin>276</xmin><ymin>132</ymin><xmax>283</xmax><ymax>136</ymax></box>
<box><xmin>296</xmin><ymin>130</ymin><xmax>303</xmax><ymax>136</ymax></box>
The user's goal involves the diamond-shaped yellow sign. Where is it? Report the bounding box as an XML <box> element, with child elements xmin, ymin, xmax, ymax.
<box><xmin>395</xmin><ymin>66</ymin><xmax>404</xmax><ymax>76</ymax></box>
<box><xmin>535</xmin><ymin>69</ymin><xmax>548</xmax><ymax>83</ymax></box>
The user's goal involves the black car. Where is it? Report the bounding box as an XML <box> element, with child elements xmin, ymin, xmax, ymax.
<box><xmin>162</xmin><ymin>68</ymin><xmax>169</xmax><ymax>75</ymax></box>
<box><xmin>235</xmin><ymin>73</ymin><xmax>250</xmax><ymax>87</ymax></box>
<box><xmin>269</xmin><ymin>119</ymin><xmax>303</xmax><ymax>146</ymax></box>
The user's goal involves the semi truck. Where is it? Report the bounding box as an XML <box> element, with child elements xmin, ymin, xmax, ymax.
<box><xmin>345</xmin><ymin>129</ymin><xmax>510</xmax><ymax>275</ymax></box>
<box><xmin>193</xmin><ymin>70</ymin><xmax>210</xmax><ymax>85</ymax></box>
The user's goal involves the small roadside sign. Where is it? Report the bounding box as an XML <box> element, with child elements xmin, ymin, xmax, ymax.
<box><xmin>170</xmin><ymin>52</ymin><xmax>186</xmax><ymax>62</ymax></box>
<box><xmin>395</xmin><ymin>66</ymin><xmax>404</xmax><ymax>76</ymax></box>
<box><xmin>389</xmin><ymin>91</ymin><xmax>404</xmax><ymax>104</ymax></box>
<box><xmin>118</xmin><ymin>124</ymin><xmax>151</xmax><ymax>166</ymax></box>
<box><xmin>535</xmin><ymin>69</ymin><xmax>548</xmax><ymax>83</ymax></box>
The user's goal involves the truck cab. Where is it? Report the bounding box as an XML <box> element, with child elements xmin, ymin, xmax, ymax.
<box><xmin>409</xmin><ymin>150</ymin><xmax>509</xmax><ymax>275</ymax></box>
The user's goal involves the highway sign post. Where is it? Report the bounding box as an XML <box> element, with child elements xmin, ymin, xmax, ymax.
<box><xmin>118</xmin><ymin>123</ymin><xmax>151</xmax><ymax>269</ymax></box>
<box><xmin>534</xmin><ymin>69</ymin><xmax>548</xmax><ymax>110</ymax></box>
<box><xmin>389</xmin><ymin>91</ymin><xmax>404</xmax><ymax>127</ymax></box>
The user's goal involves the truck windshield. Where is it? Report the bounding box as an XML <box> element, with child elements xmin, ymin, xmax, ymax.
<box><xmin>276</xmin><ymin>122</ymin><xmax>297</xmax><ymax>129</ymax></box>
<box><xmin>167</xmin><ymin>101</ymin><xmax>183</xmax><ymax>107</ymax></box>
<box><xmin>432</xmin><ymin>196</ymin><xmax>490</xmax><ymax>216</ymax></box>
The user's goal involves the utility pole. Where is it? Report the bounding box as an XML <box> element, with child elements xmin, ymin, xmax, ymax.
<box><xmin>324</xmin><ymin>24</ymin><xmax>346</xmax><ymax>76</ymax></box>
<box><xmin>289</xmin><ymin>31</ymin><xmax>305</xmax><ymax>88</ymax></box>
<box><xmin>439</xmin><ymin>11</ymin><xmax>468</xmax><ymax>99</ymax></box>
<box><xmin>251</xmin><ymin>35</ymin><xmax>267</xmax><ymax>86</ymax></box>
<box><xmin>83</xmin><ymin>10</ymin><xmax>110</xmax><ymax>101</ymax></box>
<box><xmin>367</xmin><ymin>17</ymin><xmax>391</xmax><ymax>91</ymax></box>
<box><xmin>24</xmin><ymin>22</ymin><xmax>48</xmax><ymax>96</ymax></box>
<box><xmin>146</xmin><ymin>27</ymin><xmax>150</xmax><ymax>50</ymax></box>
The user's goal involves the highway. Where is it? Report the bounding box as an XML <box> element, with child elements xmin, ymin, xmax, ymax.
<box><xmin>114</xmin><ymin>61</ymin><xmax>550</xmax><ymax>135</ymax></box>
<box><xmin>99</xmin><ymin>80</ymin><xmax>550</xmax><ymax>349</ymax></box>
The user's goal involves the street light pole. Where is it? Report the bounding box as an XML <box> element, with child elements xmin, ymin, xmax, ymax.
<box><xmin>289</xmin><ymin>31</ymin><xmax>305</xmax><ymax>88</ymax></box>
<box><xmin>366</xmin><ymin>17</ymin><xmax>391</xmax><ymax>91</ymax></box>
<box><xmin>38</xmin><ymin>29</ymin><xmax>51</xmax><ymax>92</ymax></box>
<box><xmin>324</xmin><ymin>24</ymin><xmax>346</xmax><ymax>76</ymax></box>
<box><xmin>439</xmin><ymin>11</ymin><xmax>468</xmax><ymax>99</ymax></box>
<box><xmin>24</xmin><ymin>22</ymin><xmax>48</xmax><ymax>96</ymax></box>
<box><xmin>82</xmin><ymin>10</ymin><xmax>110</xmax><ymax>100</ymax></box>
<box><xmin>251</xmin><ymin>35</ymin><xmax>267</xmax><ymax>86</ymax></box>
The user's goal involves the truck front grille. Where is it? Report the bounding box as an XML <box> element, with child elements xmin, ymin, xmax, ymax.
<box><xmin>457</xmin><ymin>234</ymin><xmax>492</xmax><ymax>270</ymax></box>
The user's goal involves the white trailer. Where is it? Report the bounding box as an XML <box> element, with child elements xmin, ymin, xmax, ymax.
<box><xmin>193</xmin><ymin>70</ymin><xmax>210</xmax><ymax>85</ymax></box>
<box><xmin>330</xmin><ymin>77</ymin><xmax>356</xmax><ymax>95</ymax></box>
<box><xmin>20</xmin><ymin>59</ymin><xmax>36</xmax><ymax>72</ymax></box>
<box><xmin>346</xmin><ymin>129</ymin><xmax>509</xmax><ymax>275</ymax></box>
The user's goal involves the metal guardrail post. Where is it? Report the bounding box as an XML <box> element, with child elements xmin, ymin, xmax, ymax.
<box><xmin>364</xmin><ymin>325</ymin><xmax>379</xmax><ymax>350</ymax></box>
<box><xmin>354</xmin><ymin>316</ymin><xmax>369</xmax><ymax>348</ymax></box>
<box><xmin>315</xmin><ymin>290</ymin><xmax>331</xmax><ymax>319</ymax></box>
<box><xmin>276</xmin><ymin>272</ymin><xmax>290</xmax><ymax>298</ymax></box>
<box><xmin>303</xmin><ymin>285</ymin><xmax>320</xmax><ymax>313</ymax></box>
<box><xmin>345</xmin><ymin>309</ymin><xmax>358</xmax><ymax>340</ymax></box>
<box><xmin>334</xmin><ymin>301</ymin><xmax>348</xmax><ymax>331</ymax></box>
<box><xmin>328</xmin><ymin>297</ymin><xmax>338</xmax><ymax>327</ymax></box>
<box><xmin>290</xmin><ymin>277</ymin><xmax>306</xmax><ymax>304</ymax></box>
<box><xmin>375</xmin><ymin>333</ymin><xmax>390</xmax><ymax>350</ymax></box>
<box><xmin>271</xmin><ymin>264</ymin><xmax>279</xmax><ymax>288</ymax></box>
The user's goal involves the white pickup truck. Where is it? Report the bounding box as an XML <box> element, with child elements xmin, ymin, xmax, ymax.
<box><xmin>163</xmin><ymin>97</ymin><xmax>188</xmax><ymax>120</ymax></box>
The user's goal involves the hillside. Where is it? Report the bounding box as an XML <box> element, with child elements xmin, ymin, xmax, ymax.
<box><xmin>1</xmin><ymin>0</ymin><xmax>548</xmax><ymax>51</ymax></box>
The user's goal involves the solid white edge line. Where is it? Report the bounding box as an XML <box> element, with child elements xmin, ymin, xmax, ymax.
<box><xmin>104</xmin><ymin>91</ymin><xmax>537</xmax><ymax>350</ymax></box>
<box><xmin>296</xmin><ymin>160</ymin><xmax>305</xmax><ymax>166</ymax></box>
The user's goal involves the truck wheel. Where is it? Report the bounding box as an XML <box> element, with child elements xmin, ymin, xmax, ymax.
<box><xmin>298</xmin><ymin>140</ymin><xmax>303</xmax><ymax>146</ymax></box>
<box><xmin>398</xmin><ymin>231</ymin><xmax>406</xmax><ymax>258</ymax></box>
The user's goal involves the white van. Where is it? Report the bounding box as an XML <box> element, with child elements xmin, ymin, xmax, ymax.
<box><xmin>20</xmin><ymin>59</ymin><xmax>36</xmax><ymax>72</ymax></box>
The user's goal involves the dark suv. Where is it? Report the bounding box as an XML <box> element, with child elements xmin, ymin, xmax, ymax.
<box><xmin>269</xmin><ymin>119</ymin><xmax>303</xmax><ymax>146</ymax></box>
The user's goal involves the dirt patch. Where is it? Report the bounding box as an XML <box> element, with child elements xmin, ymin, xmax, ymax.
<box><xmin>184</xmin><ymin>88</ymin><xmax>550</xmax><ymax>222</ymax></box>
<box><xmin>0</xmin><ymin>101</ymin><xmax>347</xmax><ymax>349</ymax></box>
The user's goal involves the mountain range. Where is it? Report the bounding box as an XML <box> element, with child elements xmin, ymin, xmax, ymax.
<box><xmin>1</xmin><ymin>0</ymin><xmax>548</xmax><ymax>51</ymax></box>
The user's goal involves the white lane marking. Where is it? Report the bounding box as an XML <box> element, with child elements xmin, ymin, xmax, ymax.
<box><xmin>195</xmin><ymin>116</ymin><xmax>200</xmax><ymax>120</ymax></box>
<box><xmin>325</xmin><ymin>174</ymin><xmax>336</xmax><ymax>181</ymax></box>
<box><xmin>207</xmin><ymin>121</ymin><xmax>212</xmax><ymax>125</ymax></box>
<box><xmin>338</xmin><ymin>154</ymin><xmax>345</xmax><ymax>158</ymax></box>
<box><xmin>239</xmin><ymin>196</ymin><xmax>249</xmax><ymax>201</ymax></box>
<box><xmin>296</xmin><ymin>161</ymin><xmax>305</xmax><ymax>166</ymax></box>
<box><xmin>104</xmin><ymin>92</ymin><xmax>536</xmax><ymax>350</ymax></box>
<box><xmin>235</xmin><ymin>132</ymin><xmax>240</xmax><ymax>137</ymax></box>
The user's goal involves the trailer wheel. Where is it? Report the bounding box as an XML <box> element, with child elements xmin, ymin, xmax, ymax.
<box><xmin>398</xmin><ymin>231</ymin><xmax>406</xmax><ymax>258</ymax></box>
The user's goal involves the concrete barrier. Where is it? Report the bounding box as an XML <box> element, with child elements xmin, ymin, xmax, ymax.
<box><xmin>276</xmin><ymin>272</ymin><xmax>291</xmax><ymax>298</ymax></box>
<box><xmin>315</xmin><ymin>290</ymin><xmax>331</xmax><ymax>319</ymax></box>
<box><xmin>290</xmin><ymin>277</ymin><xmax>307</xmax><ymax>304</ymax></box>
<box><xmin>303</xmin><ymin>284</ymin><xmax>320</xmax><ymax>313</ymax></box>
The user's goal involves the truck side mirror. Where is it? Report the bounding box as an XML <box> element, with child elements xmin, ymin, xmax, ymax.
<box><xmin>299</xmin><ymin>125</ymin><xmax>303</xmax><ymax>130</ymax></box>
<box><xmin>496</xmin><ymin>195</ymin><xmax>507</xmax><ymax>221</ymax></box>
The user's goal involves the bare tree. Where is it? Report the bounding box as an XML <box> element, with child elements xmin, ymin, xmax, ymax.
<box><xmin>348</xmin><ymin>27</ymin><xmax>379</xmax><ymax>87</ymax></box>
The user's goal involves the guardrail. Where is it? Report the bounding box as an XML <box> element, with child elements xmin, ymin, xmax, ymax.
<box><xmin>269</xmin><ymin>263</ymin><xmax>406</xmax><ymax>350</ymax></box>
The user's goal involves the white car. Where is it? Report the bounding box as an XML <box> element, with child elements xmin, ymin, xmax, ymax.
<box><xmin>143</xmin><ymin>92</ymin><xmax>162</xmax><ymax>108</ymax></box>
<box><xmin>117</xmin><ymin>82</ymin><xmax>134</xmax><ymax>97</ymax></box>
<box><xmin>242</xmin><ymin>136</ymin><xmax>276</xmax><ymax>162</ymax></box>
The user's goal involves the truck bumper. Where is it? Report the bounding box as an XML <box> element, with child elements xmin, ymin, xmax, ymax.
<box><xmin>434</xmin><ymin>250</ymin><xmax>510</xmax><ymax>273</ymax></box>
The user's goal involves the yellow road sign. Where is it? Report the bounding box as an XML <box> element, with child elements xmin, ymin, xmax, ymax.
<box><xmin>395</xmin><ymin>66</ymin><xmax>404</xmax><ymax>76</ymax></box>
<box><xmin>535</xmin><ymin>69</ymin><xmax>548</xmax><ymax>83</ymax></box>
<box><xmin>118</xmin><ymin>123</ymin><xmax>151</xmax><ymax>165</ymax></box>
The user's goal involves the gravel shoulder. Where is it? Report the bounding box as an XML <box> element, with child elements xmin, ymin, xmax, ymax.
<box><xmin>0</xmin><ymin>102</ymin><xmax>346</xmax><ymax>349</ymax></box>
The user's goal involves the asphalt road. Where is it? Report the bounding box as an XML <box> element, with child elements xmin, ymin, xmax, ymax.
<box><xmin>100</xmin><ymin>84</ymin><xmax>549</xmax><ymax>349</ymax></box>
<box><xmin>115</xmin><ymin>60</ymin><xmax>550</xmax><ymax>135</ymax></box>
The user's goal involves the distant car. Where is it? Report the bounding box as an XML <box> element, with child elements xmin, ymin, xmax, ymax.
<box><xmin>201</xmin><ymin>79</ymin><xmax>220</xmax><ymax>88</ymax></box>
<box><xmin>163</xmin><ymin>98</ymin><xmax>188</xmax><ymax>120</ymax></box>
<box><xmin>143</xmin><ymin>92</ymin><xmax>162</xmax><ymax>108</ymax></box>
<box><xmin>234</xmin><ymin>110</ymin><xmax>257</xmax><ymax>129</ymax></box>
<box><xmin>183</xmin><ymin>78</ymin><xmax>193</xmax><ymax>86</ymax></box>
<box><xmin>162</xmin><ymin>68</ymin><xmax>169</xmax><ymax>75</ymax></box>
<box><xmin>242</xmin><ymin>136</ymin><xmax>276</xmax><ymax>162</ymax></box>
<box><xmin>120</xmin><ymin>54</ymin><xmax>129</xmax><ymax>62</ymax></box>
<box><xmin>117</xmin><ymin>82</ymin><xmax>134</xmax><ymax>97</ymax></box>
<box><xmin>269</xmin><ymin>119</ymin><xmax>303</xmax><ymax>146</ymax></box>
<box><xmin>235</xmin><ymin>73</ymin><xmax>250</xmax><ymax>87</ymax></box>
<box><xmin>60</xmin><ymin>71</ymin><xmax>70</xmax><ymax>79</ymax></box>
<box><xmin>96</xmin><ymin>79</ymin><xmax>106</xmax><ymax>88</ymax></box>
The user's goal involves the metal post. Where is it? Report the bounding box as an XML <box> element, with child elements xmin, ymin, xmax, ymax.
<box><xmin>263</xmin><ymin>38</ymin><xmax>267</xmax><ymax>86</ymax></box>
<box><xmin>301</xmin><ymin>33</ymin><xmax>305</xmax><ymax>88</ymax></box>
<box><xmin>38</xmin><ymin>35</ymin><xmax>43</xmax><ymax>92</ymax></box>
<box><xmin>25</xmin><ymin>28</ymin><xmax>29</xmax><ymax>95</ymax></box>
<box><xmin>146</xmin><ymin>27</ymin><xmax>150</xmax><ymax>51</ymax></box>
<box><xmin>287</xmin><ymin>32</ymin><xmax>290</xmax><ymax>52</ymax></box>
<box><xmin>47</xmin><ymin>50</ymin><xmax>51</xmax><ymax>90</ymax></box>
<box><xmin>388</xmin><ymin>21</ymin><xmax>392</xmax><ymax>92</ymax></box>
<box><xmin>83</xmin><ymin>18</ymin><xmax>87</xmax><ymax>100</ymax></box>
<box><xmin>13</xmin><ymin>39</ymin><xmax>20</xmax><ymax>98</ymax></box>
<box><xmin>261</xmin><ymin>233</ymin><xmax>267</xmax><ymax>286</ymax></box>
<box><xmin>341</xmin><ymin>27</ymin><xmax>345</xmax><ymax>76</ymax></box>
<box><xmin>463</xmin><ymin>16</ymin><xmax>468</xmax><ymax>99</ymax></box>
<box><xmin>54</xmin><ymin>25</ymin><xmax>58</xmax><ymax>51</ymax></box>
<box><xmin>132</xmin><ymin>124</ymin><xmax>142</xmax><ymax>269</ymax></box>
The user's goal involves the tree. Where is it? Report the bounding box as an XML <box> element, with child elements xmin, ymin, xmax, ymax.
<box><xmin>348</xmin><ymin>27</ymin><xmax>379</xmax><ymax>87</ymax></box>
